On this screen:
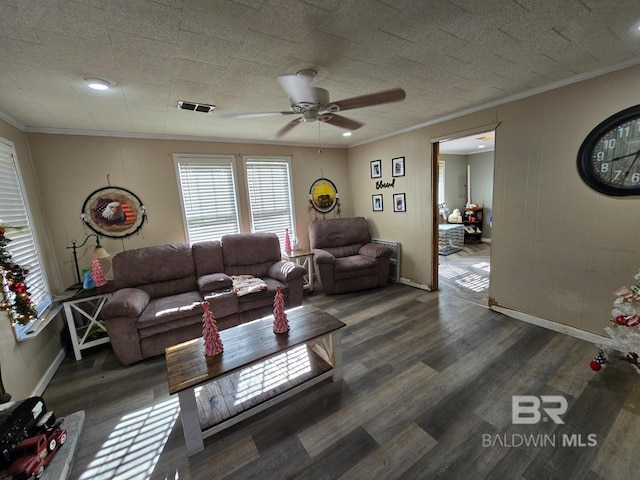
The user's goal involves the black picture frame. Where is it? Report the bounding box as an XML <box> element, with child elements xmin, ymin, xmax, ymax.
<box><xmin>372</xmin><ymin>194</ymin><xmax>383</xmax><ymax>211</ymax></box>
<box><xmin>371</xmin><ymin>159</ymin><xmax>382</xmax><ymax>178</ymax></box>
<box><xmin>393</xmin><ymin>193</ymin><xmax>406</xmax><ymax>212</ymax></box>
<box><xmin>80</xmin><ymin>186</ymin><xmax>147</xmax><ymax>238</ymax></box>
<box><xmin>392</xmin><ymin>156</ymin><xmax>405</xmax><ymax>177</ymax></box>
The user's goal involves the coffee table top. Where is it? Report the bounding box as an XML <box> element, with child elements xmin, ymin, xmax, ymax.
<box><xmin>165</xmin><ymin>305</ymin><xmax>345</xmax><ymax>395</ymax></box>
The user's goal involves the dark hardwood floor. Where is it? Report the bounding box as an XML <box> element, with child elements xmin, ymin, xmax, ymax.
<box><xmin>438</xmin><ymin>242</ymin><xmax>491</xmax><ymax>307</ymax></box>
<box><xmin>43</xmin><ymin>282</ymin><xmax>640</xmax><ymax>480</ymax></box>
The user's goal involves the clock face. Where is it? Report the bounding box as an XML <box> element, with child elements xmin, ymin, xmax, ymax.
<box><xmin>577</xmin><ymin>105</ymin><xmax>640</xmax><ymax>196</ymax></box>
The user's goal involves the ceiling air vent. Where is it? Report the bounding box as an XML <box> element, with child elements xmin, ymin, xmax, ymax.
<box><xmin>177</xmin><ymin>100</ymin><xmax>215</xmax><ymax>113</ymax></box>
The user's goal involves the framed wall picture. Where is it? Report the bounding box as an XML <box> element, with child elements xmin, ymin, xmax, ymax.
<box><xmin>372</xmin><ymin>194</ymin><xmax>383</xmax><ymax>211</ymax></box>
<box><xmin>370</xmin><ymin>159</ymin><xmax>382</xmax><ymax>178</ymax></box>
<box><xmin>392</xmin><ymin>156</ymin><xmax>405</xmax><ymax>177</ymax></box>
<box><xmin>393</xmin><ymin>193</ymin><xmax>406</xmax><ymax>212</ymax></box>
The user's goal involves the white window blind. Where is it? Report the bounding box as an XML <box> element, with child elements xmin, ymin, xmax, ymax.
<box><xmin>244</xmin><ymin>157</ymin><xmax>294</xmax><ymax>248</ymax></box>
<box><xmin>438</xmin><ymin>160</ymin><xmax>446</xmax><ymax>205</ymax></box>
<box><xmin>174</xmin><ymin>155</ymin><xmax>240</xmax><ymax>243</ymax></box>
<box><xmin>0</xmin><ymin>140</ymin><xmax>51</xmax><ymax>335</ymax></box>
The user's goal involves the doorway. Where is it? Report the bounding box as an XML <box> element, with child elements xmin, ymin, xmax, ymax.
<box><xmin>434</xmin><ymin>130</ymin><xmax>494</xmax><ymax>306</ymax></box>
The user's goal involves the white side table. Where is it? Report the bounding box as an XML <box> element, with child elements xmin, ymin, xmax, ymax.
<box><xmin>61</xmin><ymin>282</ymin><xmax>114</xmax><ymax>360</ymax></box>
<box><xmin>282</xmin><ymin>249</ymin><xmax>315</xmax><ymax>292</ymax></box>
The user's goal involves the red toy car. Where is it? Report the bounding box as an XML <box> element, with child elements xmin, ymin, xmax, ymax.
<box><xmin>4</xmin><ymin>422</ymin><xmax>66</xmax><ymax>479</ymax></box>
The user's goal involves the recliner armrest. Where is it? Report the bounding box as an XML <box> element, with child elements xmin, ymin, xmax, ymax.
<box><xmin>102</xmin><ymin>288</ymin><xmax>150</xmax><ymax>319</ymax></box>
<box><xmin>359</xmin><ymin>243</ymin><xmax>392</xmax><ymax>259</ymax></box>
<box><xmin>312</xmin><ymin>248</ymin><xmax>335</xmax><ymax>264</ymax></box>
<box><xmin>268</xmin><ymin>261</ymin><xmax>306</xmax><ymax>282</ymax></box>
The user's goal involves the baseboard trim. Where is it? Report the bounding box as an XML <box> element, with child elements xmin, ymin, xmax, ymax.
<box><xmin>399</xmin><ymin>278</ymin><xmax>431</xmax><ymax>291</ymax></box>
<box><xmin>490</xmin><ymin>305</ymin><xmax>608</xmax><ymax>346</ymax></box>
<box><xmin>32</xmin><ymin>348</ymin><xmax>66</xmax><ymax>397</ymax></box>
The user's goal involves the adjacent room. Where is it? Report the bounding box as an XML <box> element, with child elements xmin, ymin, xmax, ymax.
<box><xmin>1</xmin><ymin>2</ymin><xmax>640</xmax><ymax>479</ymax></box>
<box><xmin>437</xmin><ymin>131</ymin><xmax>494</xmax><ymax>305</ymax></box>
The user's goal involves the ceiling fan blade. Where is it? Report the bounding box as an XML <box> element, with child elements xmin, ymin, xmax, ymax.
<box><xmin>328</xmin><ymin>88</ymin><xmax>406</xmax><ymax>112</ymax></box>
<box><xmin>217</xmin><ymin>111</ymin><xmax>293</xmax><ymax>119</ymax></box>
<box><xmin>277</xmin><ymin>74</ymin><xmax>317</xmax><ymax>104</ymax></box>
<box><xmin>275</xmin><ymin>117</ymin><xmax>303</xmax><ymax>138</ymax></box>
<box><xmin>319</xmin><ymin>113</ymin><xmax>364</xmax><ymax>131</ymax></box>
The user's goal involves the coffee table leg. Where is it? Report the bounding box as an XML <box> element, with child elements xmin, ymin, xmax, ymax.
<box><xmin>178</xmin><ymin>389</ymin><xmax>204</xmax><ymax>456</ymax></box>
<box><xmin>332</xmin><ymin>330</ymin><xmax>343</xmax><ymax>381</ymax></box>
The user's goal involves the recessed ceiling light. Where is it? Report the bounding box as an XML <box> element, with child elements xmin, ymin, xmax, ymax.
<box><xmin>342</xmin><ymin>132</ymin><xmax>352</xmax><ymax>137</ymax></box>
<box><xmin>85</xmin><ymin>78</ymin><xmax>111</xmax><ymax>91</ymax></box>
<box><xmin>478</xmin><ymin>145</ymin><xmax>485</xmax><ymax>148</ymax></box>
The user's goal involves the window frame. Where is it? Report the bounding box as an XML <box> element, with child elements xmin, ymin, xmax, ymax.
<box><xmin>173</xmin><ymin>153</ymin><xmax>242</xmax><ymax>243</ymax></box>
<box><xmin>0</xmin><ymin>138</ymin><xmax>52</xmax><ymax>341</ymax></box>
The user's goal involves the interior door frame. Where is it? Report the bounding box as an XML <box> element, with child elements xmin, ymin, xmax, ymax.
<box><xmin>430</xmin><ymin>123</ymin><xmax>500</xmax><ymax>292</ymax></box>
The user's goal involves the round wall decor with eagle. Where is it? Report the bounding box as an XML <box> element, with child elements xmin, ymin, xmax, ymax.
<box><xmin>81</xmin><ymin>186</ymin><xmax>147</xmax><ymax>238</ymax></box>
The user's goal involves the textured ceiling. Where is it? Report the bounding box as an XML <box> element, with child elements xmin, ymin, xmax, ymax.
<box><xmin>1</xmin><ymin>0</ymin><xmax>640</xmax><ymax>148</ymax></box>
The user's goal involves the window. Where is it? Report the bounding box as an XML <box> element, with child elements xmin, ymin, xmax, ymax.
<box><xmin>244</xmin><ymin>156</ymin><xmax>295</xmax><ymax>248</ymax></box>
<box><xmin>174</xmin><ymin>154</ymin><xmax>241</xmax><ymax>243</ymax></box>
<box><xmin>0</xmin><ymin>138</ymin><xmax>51</xmax><ymax>339</ymax></box>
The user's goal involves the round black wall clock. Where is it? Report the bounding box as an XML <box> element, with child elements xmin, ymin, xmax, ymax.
<box><xmin>577</xmin><ymin>105</ymin><xmax>640</xmax><ymax>196</ymax></box>
<box><xmin>80</xmin><ymin>186</ymin><xmax>147</xmax><ymax>238</ymax></box>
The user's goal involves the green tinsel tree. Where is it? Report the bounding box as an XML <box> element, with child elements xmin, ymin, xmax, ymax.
<box><xmin>0</xmin><ymin>225</ymin><xmax>38</xmax><ymax>325</ymax></box>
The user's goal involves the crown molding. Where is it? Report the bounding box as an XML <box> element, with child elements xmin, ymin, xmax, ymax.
<box><xmin>0</xmin><ymin>110</ymin><xmax>26</xmax><ymax>131</ymax></box>
<box><xmin>348</xmin><ymin>57</ymin><xmax>640</xmax><ymax>148</ymax></box>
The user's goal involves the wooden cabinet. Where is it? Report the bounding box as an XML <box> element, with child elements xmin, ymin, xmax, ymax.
<box><xmin>463</xmin><ymin>207</ymin><xmax>483</xmax><ymax>244</ymax></box>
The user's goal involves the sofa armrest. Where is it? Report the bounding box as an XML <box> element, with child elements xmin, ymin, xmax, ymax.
<box><xmin>102</xmin><ymin>288</ymin><xmax>150</xmax><ymax>319</ymax></box>
<box><xmin>311</xmin><ymin>248</ymin><xmax>335</xmax><ymax>264</ymax></box>
<box><xmin>359</xmin><ymin>242</ymin><xmax>392</xmax><ymax>259</ymax></box>
<box><xmin>198</xmin><ymin>272</ymin><xmax>233</xmax><ymax>294</ymax></box>
<box><xmin>268</xmin><ymin>261</ymin><xmax>306</xmax><ymax>282</ymax></box>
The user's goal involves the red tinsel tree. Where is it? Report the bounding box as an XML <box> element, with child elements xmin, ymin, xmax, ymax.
<box><xmin>0</xmin><ymin>225</ymin><xmax>38</xmax><ymax>325</ymax></box>
<box><xmin>284</xmin><ymin>228</ymin><xmax>292</xmax><ymax>253</ymax></box>
<box><xmin>91</xmin><ymin>253</ymin><xmax>107</xmax><ymax>287</ymax></box>
<box><xmin>272</xmin><ymin>285</ymin><xmax>289</xmax><ymax>334</ymax></box>
<box><xmin>202</xmin><ymin>301</ymin><xmax>223</xmax><ymax>356</ymax></box>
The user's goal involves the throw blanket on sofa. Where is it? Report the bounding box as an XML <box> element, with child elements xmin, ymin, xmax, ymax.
<box><xmin>232</xmin><ymin>275</ymin><xmax>268</xmax><ymax>296</ymax></box>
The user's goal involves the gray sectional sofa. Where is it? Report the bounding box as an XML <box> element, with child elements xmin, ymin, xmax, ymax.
<box><xmin>101</xmin><ymin>233</ymin><xmax>306</xmax><ymax>365</ymax></box>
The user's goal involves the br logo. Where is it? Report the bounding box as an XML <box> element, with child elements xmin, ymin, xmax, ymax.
<box><xmin>512</xmin><ymin>395</ymin><xmax>568</xmax><ymax>424</ymax></box>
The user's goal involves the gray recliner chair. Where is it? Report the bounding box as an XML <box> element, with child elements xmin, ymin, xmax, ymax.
<box><xmin>308</xmin><ymin>217</ymin><xmax>392</xmax><ymax>295</ymax></box>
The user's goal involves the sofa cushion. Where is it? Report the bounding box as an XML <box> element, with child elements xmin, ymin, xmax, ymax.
<box><xmin>333</xmin><ymin>255</ymin><xmax>378</xmax><ymax>281</ymax></box>
<box><xmin>192</xmin><ymin>241</ymin><xmax>225</xmax><ymax>277</ymax></box>
<box><xmin>322</xmin><ymin>244</ymin><xmax>362</xmax><ymax>259</ymax></box>
<box><xmin>204</xmin><ymin>289</ymin><xmax>238</xmax><ymax>319</ymax></box>
<box><xmin>221</xmin><ymin>233</ymin><xmax>281</xmax><ymax>277</ymax></box>
<box><xmin>112</xmin><ymin>243</ymin><xmax>198</xmax><ymax>297</ymax></box>
<box><xmin>102</xmin><ymin>288</ymin><xmax>150</xmax><ymax>318</ymax></box>
<box><xmin>198</xmin><ymin>273</ymin><xmax>233</xmax><ymax>294</ymax></box>
<box><xmin>237</xmin><ymin>277</ymin><xmax>288</xmax><ymax>312</ymax></box>
<box><xmin>137</xmin><ymin>291</ymin><xmax>204</xmax><ymax>336</ymax></box>
<box><xmin>309</xmin><ymin>217</ymin><xmax>372</xmax><ymax>250</ymax></box>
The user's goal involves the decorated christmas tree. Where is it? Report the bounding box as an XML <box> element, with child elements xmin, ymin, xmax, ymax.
<box><xmin>0</xmin><ymin>225</ymin><xmax>38</xmax><ymax>326</ymax></box>
<box><xmin>91</xmin><ymin>253</ymin><xmax>108</xmax><ymax>287</ymax></box>
<box><xmin>272</xmin><ymin>285</ymin><xmax>289</xmax><ymax>334</ymax></box>
<box><xmin>590</xmin><ymin>269</ymin><xmax>640</xmax><ymax>373</ymax></box>
<box><xmin>202</xmin><ymin>301</ymin><xmax>223</xmax><ymax>356</ymax></box>
<box><xmin>284</xmin><ymin>228</ymin><xmax>292</xmax><ymax>253</ymax></box>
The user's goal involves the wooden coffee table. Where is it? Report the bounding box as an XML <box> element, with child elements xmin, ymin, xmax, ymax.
<box><xmin>165</xmin><ymin>305</ymin><xmax>346</xmax><ymax>456</ymax></box>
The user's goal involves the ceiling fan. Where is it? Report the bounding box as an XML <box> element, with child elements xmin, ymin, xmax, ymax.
<box><xmin>224</xmin><ymin>69</ymin><xmax>406</xmax><ymax>138</ymax></box>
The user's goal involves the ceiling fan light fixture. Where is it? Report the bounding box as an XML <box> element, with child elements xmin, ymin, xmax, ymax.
<box><xmin>84</xmin><ymin>78</ymin><xmax>111</xmax><ymax>91</ymax></box>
